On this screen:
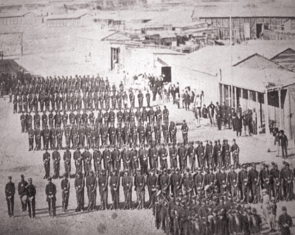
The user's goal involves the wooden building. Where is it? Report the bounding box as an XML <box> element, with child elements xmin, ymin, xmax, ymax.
<box><xmin>0</xmin><ymin>11</ymin><xmax>42</xmax><ymax>26</ymax></box>
<box><xmin>45</xmin><ymin>12</ymin><xmax>93</xmax><ymax>27</ymax></box>
<box><xmin>220</xmin><ymin>53</ymin><xmax>295</xmax><ymax>139</ymax></box>
<box><xmin>270</xmin><ymin>48</ymin><xmax>295</xmax><ymax>72</ymax></box>
<box><xmin>192</xmin><ymin>4</ymin><xmax>295</xmax><ymax>40</ymax></box>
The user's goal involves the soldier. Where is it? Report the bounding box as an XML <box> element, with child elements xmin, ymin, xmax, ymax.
<box><xmin>131</xmin><ymin>145</ymin><xmax>139</xmax><ymax>174</ymax></box>
<box><xmin>181</xmin><ymin>120</ymin><xmax>188</xmax><ymax>145</ymax></box>
<box><xmin>41</xmin><ymin>111</ymin><xmax>47</xmax><ymax>130</ymax></box>
<box><xmin>270</xmin><ymin>162</ymin><xmax>281</xmax><ymax>202</ymax></box>
<box><xmin>56</xmin><ymin>125</ymin><xmax>63</xmax><ymax>150</ymax></box>
<box><xmin>20</xmin><ymin>111</ymin><xmax>26</xmax><ymax>133</ymax></box>
<box><xmin>48</xmin><ymin>110</ymin><xmax>54</xmax><ymax>129</ymax></box>
<box><xmin>50</xmin><ymin>126</ymin><xmax>57</xmax><ymax>150</ymax></box>
<box><xmin>109</xmin><ymin>169</ymin><xmax>120</xmax><ymax>210</ymax></box>
<box><xmin>146</xmin><ymin>122</ymin><xmax>153</xmax><ymax>145</ymax></box>
<box><xmin>194</xmin><ymin>168</ymin><xmax>204</xmax><ymax>196</ymax></box>
<box><xmin>18</xmin><ymin>174</ymin><xmax>28</xmax><ymax>212</ymax></box>
<box><xmin>149</xmin><ymin>144</ymin><xmax>158</xmax><ymax>170</ymax></box>
<box><xmin>63</xmin><ymin>147</ymin><xmax>71</xmax><ymax>178</ymax></box>
<box><xmin>135</xmin><ymin>169</ymin><xmax>146</xmax><ymax>209</ymax></box>
<box><xmin>196</xmin><ymin>141</ymin><xmax>205</xmax><ymax>169</ymax></box>
<box><xmin>249</xmin><ymin>164</ymin><xmax>260</xmax><ymax>204</ymax></box>
<box><xmin>103</xmin><ymin>146</ymin><xmax>112</xmax><ymax>173</ymax></box>
<box><xmin>5</xmin><ymin>176</ymin><xmax>15</xmax><ymax>218</ymax></box>
<box><xmin>282</xmin><ymin>162</ymin><xmax>293</xmax><ymax>201</ymax></box>
<box><xmin>116</xmin><ymin>123</ymin><xmax>123</xmax><ymax>146</ymax></box>
<box><xmin>148</xmin><ymin>107</ymin><xmax>155</xmax><ymax>125</ymax></box>
<box><xmin>26</xmin><ymin>178</ymin><xmax>36</xmax><ymax>218</ymax></box>
<box><xmin>52</xmin><ymin>148</ymin><xmax>61</xmax><ymax>179</ymax></box>
<box><xmin>278</xmin><ymin>206</ymin><xmax>293</xmax><ymax>235</ymax></box>
<box><xmin>122</xmin><ymin>170</ymin><xmax>133</xmax><ymax>210</ymax></box>
<box><xmin>61</xmin><ymin>173</ymin><xmax>70</xmax><ymax>212</ymax></box>
<box><xmin>139</xmin><ymin>144</ymin><xmax>149</xmax><ymax>175</ymax></box>
<box><xmin>82</xmin><ymin>146</ymin><xmax>92</xmax><ymax>177</ymax></box>
<box><xmin>222</xmin><ymin>139</ymin><xmax>231</xmax><ymax>169</ymax></box>
<box><xmin>18</xmin><ymin>95</ymin><xmax>23</xmax><ymax>113</ymax></box>
<box><xmin>154</xmin><ymin>124</ymin><xmax>161</xmax><ymax>145</ymax></box>
<box><xmin>34</xmin><ymin>126</ymin><xmax>42</xmax><ymax>150</ymax></box>
<box><xmin>260</xmin><ymin>163</ymin><xmax>271</xmax><ymax>195</ymax></box>
<box><xmin>74</xmin><ymin>173</ymin><xmax>85</xmax><ymax>212</ymax></box>
<box><xmin>62</xmin><ymin>111</ymin><xmax>68</xmax><ymax>128</ymax></box>
<box><xmin>169</xmin><ymin>144</ymin><xmax>178</xmax><ymax>169</ymax></box>
<box><xmin>168</xmin><ymin>121</ymin><xmax>177</xmax><ymax>145</ymax></box>
<box><xmin>93</xmin><ymin>147</ymin><xmax>102</xmax><ymax>176</ymax></box>
<box><xmin>204</xmin><ymin>168</ymin><xmax>215</xmax><ymax>197</ymax></box>
<box><xmin>162</xmin><ymin>123</ymin><xmax>169</xmax><ymax>144</ymax></box>
<box><xmin>159</xmin><ymin>168</ymin><xmax>170</xmax><ymax>196</ymax></box>
<box><xmin>158</xmin><ymin>144</ymin><xmax>168</xmax><ymax>170</ymax></box>
<box><xmin>45</xmin><ymin>177</ymin><xmax>57</xmax><ymax>216</ymax></box>
<box><xmin>187</xmin><ymin>142</ymin><xmax>195</xmax><ymax>172</ymax></box>
<box><xmin>206</xmin><ymin>141</ymin><xmax>214</xmax><ymax>168</ymax></box>
<box><xmin>43</xmin><ymin>149</ymin><xmax>51</xmax><ymax>179</ymax></box>
<box><xmin>182</xmin><ymin>170</ymin><xmax>194</xmax><ymax>201</ymax></box>
<box><xmin>230</xmin><ymin>139</ymin><xmax>240</xmax><ymax>169</ymax></box>
<box><xmin>108</xmin><ymin>123</ymin><xmax>116</xmax><ymax>145</ymax></box>
<box><xmin>98</xmin><ymin>170</ymin><xmax>108</xmax><ymax>210</ymax></box>
<box><xmin>239</xmin><ymin>164</ymin><xmax>249</xmax><ymax>203</ymax></box>
<box><xmin>13</xmin><ymin>96</ymin><xmax>17</xmax><ymax>113</ymax></box>
<box><xmin>86</xmin><ymin>171</ymin><xmax>97</xmax><ymax>211</ymax></box>
<box><xmin>178</xmin><ymin>143</ymin><xmax>187</xmax><ymax>170</ymax></box>
<box><xmin>28</xmin><ymin>127</ymin><xmax>34</xmax><ymax>151</ymax></box>
<box><xmin>138</xmin><ymin>90</ymin><xmax>144</xmax><ymax>108</ymax></box>
<box><xmin>138</xmin><ymin>123</ymin><xmax>145</xmax><ymax>145</ymax></box>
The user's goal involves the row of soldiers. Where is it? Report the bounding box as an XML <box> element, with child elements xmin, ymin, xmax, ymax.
<box><xmin>152</xmin><ymin>189</ymin><xmax>263</xmax><ymax>235</ymax></box>
<box><xmin>5</xmin><ymin>161</ymin><xmax>294</xmax><ymax>221</ymax></box>
<box><xmin>42</xmin><ymin>139</ymin><xmax>294</xmax><ymax>206</ymax></box>
<box><xmin>20</xmin><ymin>106</ymin><xmax>170</xmax><ymax>131</ymax></box>
<box><xmin>42</xmin><ymin>138</ymin><xmax>239</xmax><ymax>180</ymax></box>
<box><xmin>12</xmin><ymin>89</ymin><xmax>153</xmax><ymax>113</ymax></box>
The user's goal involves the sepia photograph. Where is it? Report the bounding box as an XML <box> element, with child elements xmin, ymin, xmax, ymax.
<box><xmin>0</xmin><ymin>0</ymin><xmax>295</xmax><ymax>234</ymax></box>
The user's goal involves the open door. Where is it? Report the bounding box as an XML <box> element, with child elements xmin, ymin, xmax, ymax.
<box><xmin>111</xmin><ymin>47</ymin><xmax>120</xmax><ymax>70</ymax></box>
<box><xmin>161</xmin><ymin>66</ymin><xmax>171</xmax><ymax>83</ymax></box>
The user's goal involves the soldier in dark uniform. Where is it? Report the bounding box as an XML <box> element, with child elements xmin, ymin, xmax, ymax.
<box><xmin>109</xmin><ymin>169</ymin><xmax>120</xmax><ymax>210</ymax></box>
<box><xmin>227</xmin><ymin>165</ymin><xmax>238</xmax><ymax>197</ymax></box>
<box><xmin>146</xmin><ymin>122</ymin><xmax>153</xmax><ymax>145</ymax></box>
<box><xmin>282</xmin><ymin>162</ymin><xmax>293</xmax><ymax>201</ymax></box>
<box><xmin>181</xmin><ymin>120</ymin><xmax>188</xmax><ymax>145</ymax></box>
<box><xmin>5</xmin><ymin>176</ymin><xmax>15</xmax><ymax>217</ymax></box>
<box><xmin>28</xmin><ymin>127</ymin><xmax>34</xmax><ymax>151</ymax></box>
<box><xmin>45</xmin><ymin>177</ymin><xmax>57</xmax><ymax>216</ymax></box>
<box><xmin>194</xmin><ymin>168</ymin><xmax>204</xmax><ymax>196</ymax></box>
<box><xmin>169</xmin><ymin>121</ymin><xmax>177</xmax><ymax>145</ymax></box>
<box><xmin>196</xmin><ymin>141</ymin><xmax>205</xmax><ymax>169</ymax></box>
<box><xmin>13</xmin><ymin>96</ymin><xmax>17</xmax><ymax>113</ymax></box>
<box><xmin>43</xmin><ymin>149</ymin><xmax>51</xmax><ymax>179</ymax></box>
<box><xmin>230</xmin><ymin>139</ymin><xmax>240</xmax><ymax>169</ymax></box>
<box><xmin>82</xmin><ymin>146</ymin><xmax>92</xmax><ymax>177</ymax></box>
<box><xmin>270</xmin><ymin>162</ymin><xmax>281</xmax><ymax>202</ymax></box>
<box><xmin>74</xmin><ymin>173</ymin><xmax>85</xmax><ymax>212</ymax></box>
<box><xmin>187</xmin><ymin>142</ymin><xmax>195</xmax><ymax>172</ymax></box>
<box><xmin>52</xmin><ymin>148</ymin><xmax>61</xmax><ymax>179</ymax></box>
<box><xmin>56</xmin><ymin>125</ymin><xmax>63</xmax><ymax>150</ymax></box>
<box><xmin>108</xmin><ymin>123</ymin><xmax>116</xmax><ymax>145</ymax></box>
<box><xmin>63</xmin><ymin>147</ymin><xmax>71</xmax><ymax>178</ymax></box>
<box><xmin>86</xmin><ymin>171</ymin><xmax>97</xmax><ymax>211</ymax></box>
<box><xmin>148</xmin><ymin>107</ymin><xmax>155</xmax><ymax>125</ymax></box>
<box><xmin>139</xmin><ymin>144</ymin><xmax>148</xmax><ymax>175</ymax></box>
<box><xmin>154</xmin><ymin>124</ymin><xmax>161</xmax><ymax>145</ymax></box>
<box><xmin>146</xmin><ymin>90</ymin><xmax>151</xmax><ymax>107</ymax></box>
<box><xmin>93</xmin><ymin>147</ymin><xmax>102</xmax><ymax>176</ymax></box>
<box><xmin>18</xmin><ymin>95</ymin><xmax>23</xmax><ymax>113</ymax></box>
<box><xmin>216</xmin><ymin>102</ymin><xmax>222</xmax><ymax>130</ymax></box>
<box><xmin>278</xmin><ymin>206</ymin><xmax>293</xmax><ymax>235</ymax></box>
<box><xmin>26</xmin><ymin>178</ymin><xmax>36</xmax><ymax>218</ymax></box>
<box><xmin>61</xmin><ymin>173</ymin><xmax>70</xmax><ymax>212</ymax></box>
<box><xmin>138</xmin><ymin>90</ymin><xmax>144</xmax><ymax>108</ymax></box>
<box><xmin>18</xmin><ymin>174</ymin><xmax>28</xmax><ymax>212</ymax></box>
<box><xmin>20</xmin><ymin>111</ymin><xmax>26</xmax><ymax>133</ymax></box>
<box><xmin>249</xmin><ymin>164</ymin><xmax>259</xmax><ymax>204</ymax></box>
<box><xmin>169</xmin><ymin>144</ymin><xmax>178</xmax><ymax>169</ymax></box>
<box><xmin>98</xmin><ymin>170</ymin><xmax>108</xmax><ymax>210</ymax></box>
<box><xmin>159</xmin><ymin>144</ymin><xmax>168</xmax><ymax>170</ymax></box>
<box><xmin>178</xmin><ymin>143</ymin><xmax>187</xmax><ymax>170</ymax></box>
<box><xmin>149</xmin><ymin>144</ymin><xmax>158</xmax><ymax>170</ymax></box>
<box><xmin>239</xmin><ymin>164</ymin><xmax>249</xmax><ymax>203</ymax></box>
<box><xmin>122</xmin><ymin>170</ymin><xmax>133</xmax><ymax>210</ymax></box>
<box><xmin>116</xmin><ymin>123</ymin><xmax>123</xmax><ymax>146</ymax></box>
<box><xmin>135</xmin><ymin>169</ymin><xmax>146</xmax><ymax>209</ymax></box>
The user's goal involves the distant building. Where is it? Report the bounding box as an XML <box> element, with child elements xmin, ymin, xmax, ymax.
<box><xmin>45</xmin><ymin>12</ymin><xmax>93</xmax><ymax>27</ymax></box>
<box><xmin>0</xmin><ymin>11</ymin><xmax>42</xmax><ymax>26</ymax></box>
<box><xmin>192</xmin><ymin>4</ymin><xmax>295</xmax><ymax>40</ymax></box>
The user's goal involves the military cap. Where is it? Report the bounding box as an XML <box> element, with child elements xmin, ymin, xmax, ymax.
<box><xmin>21</xmin><ymin>174</ymin><xmax>24</xmax><ymax>178</ymax></box>
<box><xmin>48</xmin><ymin>177</ymin><xmax>52</xmax><ymax>181</ymax></box>
<box><xmin>8</xmin><ymin>176</ymin><xmax>12</xmax><ymax>180</ymax></box>
<box><xmin>286</xmin><ymin>162</ymin><xmax>290</xmax><ymax>167</ymax></box>
<box><xmin>282</xmin><ymin>206</ymin><xmax>287</xmax><ymax>211</ymax></box>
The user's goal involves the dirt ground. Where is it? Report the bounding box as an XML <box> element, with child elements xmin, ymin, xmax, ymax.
<box><xmin>0</xmin><ymin>90</ymin><xmax>295</xmax><ymax>235</ymax></box>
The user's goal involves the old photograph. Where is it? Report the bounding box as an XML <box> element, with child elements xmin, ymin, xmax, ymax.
<box><xmin>0</xmin><ymin>0</ymin><xmax>295</xmax><ymax>234</ymax></box>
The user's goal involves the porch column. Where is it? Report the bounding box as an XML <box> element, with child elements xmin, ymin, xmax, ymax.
<box><xmin>278</xmin><ymin>87</ymin><xmax>282</xmax><ymax>129</ymax></box>
<box><xmin>233</xmin><ymin>86</ymin><xmax>236</xmax><ymax>109</ymax></box>
<box><xmin>264</xmin><ymin>88</ymin><xmax>270</xmax><ymax>152</ymax></box>
<box><xmin>221</xmin><ymin>84</ymin><xmax>225</xmax><ymax>104</ymax></box>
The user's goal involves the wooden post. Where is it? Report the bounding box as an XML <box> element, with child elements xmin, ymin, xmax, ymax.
<box><xmin>221</xmin><ymin>84</ymin><xmax>225</xmax><ymax>104</ymax></box>
<box><xmin>233</xmin><ymin>86</ymin><xmax>236</xmax><ymax>109</ymax></box>
<box><xmin>264</xmin><ymin>87</ymin><xmax>270</xmax><ymax>152</ymax></box>
<box><xmin>278</xmin><ymin>87</ymin><xmax>282</xmax><ymax>129</ymax></box>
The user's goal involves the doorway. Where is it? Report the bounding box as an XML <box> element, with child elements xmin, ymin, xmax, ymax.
<box><xmin>111</xmin><ymin>47</ymin><xmax>120</xmax><ymax>70</ymax></box>
<box><xmin>256</xmin><ymin>24</ymin><xmax>263</xmax><ymax>38</ymax></box>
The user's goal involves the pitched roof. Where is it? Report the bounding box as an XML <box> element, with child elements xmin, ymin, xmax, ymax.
<box><xmin>221</xmin><ymin>66</ymin><xmax>295</xmax><ymax>92</ymax></box>
<box><xmin>192</xmin><ymin>4</ymin><xmax>295</xmax><ymax>18</ymax></box>
<box><xmin>45</xmin><ymin>11</ymin><xmax>92</xmax><ymax>20</ymax></box>
<box><xmin>101</xmin><ymin>31</ymin><xmax>131</xmax><ymax>41</ymax></box>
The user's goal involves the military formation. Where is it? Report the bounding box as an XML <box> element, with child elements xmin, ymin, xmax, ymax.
<box><xmin>3</xmin><ymin>73</ymin><xmax>294</xmax><ymax>235</ymax></box>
